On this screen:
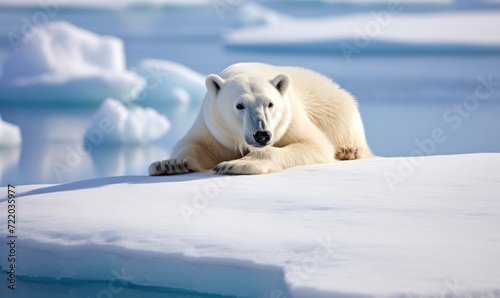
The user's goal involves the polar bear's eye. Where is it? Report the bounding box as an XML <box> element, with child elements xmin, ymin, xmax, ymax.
<box><xmin>236</xmin><ymin>103</ymin><xmax>245</xmax><ymax>110</ymax></box>
<box><xmin>268</xmin><ymin>103</ymin><xmax>274</xmax><ymax>108</ymax></box>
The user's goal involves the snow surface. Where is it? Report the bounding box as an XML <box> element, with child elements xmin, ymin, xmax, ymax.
<box><xmin>225</xmin><ymin>10</ymin><xmax>500</xmax><ymax>53</ymax></box>
<box><xmin>0</xmin><ymin>22</ymin><xmax>145</xmax><ymax>104</ymax></box>
<box><xmin>132</xmin><ymin>59</ymin><xmax>206</xmax><ymax>107</ymax></box>
<box><xmin>0</xmin><ymin>115</ymin><xmax>22</xmax><ymax>147</ymax></box>
<box><xmin>1</xmin><ymin>154</ymin><xmax>499</xmax><ymax>297</ymax></box>
<box><xmin>84</xmin><ymin>98</ymin><xmax>170</xmax><ymax>144</ymax></box>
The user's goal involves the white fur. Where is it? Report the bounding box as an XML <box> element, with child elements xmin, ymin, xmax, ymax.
<box><xmin>149</xmin><ymin>63</ymin><xmax>373</xmax><ymax>175</ymax></box>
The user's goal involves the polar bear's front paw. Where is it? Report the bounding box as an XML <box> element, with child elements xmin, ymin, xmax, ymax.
<box><xmin>148</xmin><ymin>159</ymin><xmax>191</xmax><ymax>176</ymax></box>
<box><xmin>335</xmin><ymin>147</ymin><xmax>359</xmax><ymax>160</ymax></box>
<box><xmin>213</xmin><ymin>159</ymin><xmax>271</xmax><ymax>175</ymax></box>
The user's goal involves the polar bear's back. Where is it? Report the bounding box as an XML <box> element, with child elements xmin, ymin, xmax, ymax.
<box><xmin>220</xmin><ymin>63</ymin><xmax>369</xmax><ymax>150</ymax></box>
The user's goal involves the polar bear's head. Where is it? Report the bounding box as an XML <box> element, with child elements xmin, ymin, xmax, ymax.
<box><xmin>204</xmin><ymin>73</ymin><xmax>292</xmax><ymax>151</ymax></box>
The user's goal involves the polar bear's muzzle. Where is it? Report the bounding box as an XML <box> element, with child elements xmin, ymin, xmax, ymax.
<box><xmin>244</xmin><ymin>130</ymin><xmax>272</xmax><ymax>148</ymax></box>
<box><xmin>253</xmin><ymin>130</ymin><xmax>272</xmax><ymax>147</ymax></box>
<box><xmin>244</xmin><ymin>110</ymin><xmax>273</xmax><ymax>147</ymax></box>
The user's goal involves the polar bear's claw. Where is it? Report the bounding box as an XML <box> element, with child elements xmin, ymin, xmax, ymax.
<box><xmin>213</xmin><ymin>164</ymin><xmax>228</xmax><ymax>174</ymax></box>
<box><xmin>148</xmin><ymin>161</ymin><xmax>162</xmax><ymax>176</ymax></box>
<box><xmin>148</xmin><ymin>159</ymin><xmax>192</xmax><ymax>176</ymax></box>
<box><xmin>335</xmin><ymin>147</ymin><xmax>359</xmax><ymax>160</ymax></box>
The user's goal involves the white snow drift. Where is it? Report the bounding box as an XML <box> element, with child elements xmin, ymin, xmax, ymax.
<box><xmin>132</xmin><ymin>59</ymin><xmax>206</xmax><ymax>106</ymax></box>
<box><xmin>1</xmin><ymin>154</ymin><xmax>499</xmax><ymax>297</ymax></box>
<box><xmin>0</xmin><ymin>115</ymin><xmax>22</xmax><ymax>147</ymax></box>
<box><xmin>0</xmin><ymin>22</ymin><xmax>145</xmax><ymax>104</ymax></box>
<box><xmin>84</xmin><ymin>98</ymin><xmax>170</xmax><ymax>144</ymax></box>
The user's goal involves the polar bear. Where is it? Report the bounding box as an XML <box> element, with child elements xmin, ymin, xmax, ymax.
<box><xmin>149</xmin><ymin>62</ymin><xmax>372</xmax><ymax>175</ymax></box>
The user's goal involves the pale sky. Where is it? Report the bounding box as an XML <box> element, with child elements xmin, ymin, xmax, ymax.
<box><xmin>0</xmin><ymin>0</ymin><xmax>463</xmax><ymax>9</ymax></box>
<box><xmin>0</xmin><ymin>0</ymin><xmax>210</xmax><ymax>9</ymax></box>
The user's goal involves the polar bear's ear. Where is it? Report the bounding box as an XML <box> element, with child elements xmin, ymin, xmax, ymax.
<box><xmin>205</xmin><ymin>74</ymin><xmax>226</xmax><ymax>98</ymax></box>
<box><xmin>270</xmin><ymin>74</ymin><xmax>290</xmax><ymax>96</ymax></box>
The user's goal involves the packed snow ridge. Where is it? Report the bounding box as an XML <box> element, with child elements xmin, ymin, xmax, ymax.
<box><xmin>84</xmin><ymin>98</ymin><xmax>170</xmax><ymax>144</ymax></box>
<box><xmin>1</xmin><ymin>154</ymin><xmax>499</xmax><ymax>297</ymax></box>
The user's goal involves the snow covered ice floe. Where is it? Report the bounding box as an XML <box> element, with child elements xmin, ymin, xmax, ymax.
<box><xmin>84</xmin><ymin>98</ymin><xmax>170</xmax><ymax>144</ymax></box>
<box><xmin>226</xmin><ymin>2</ymin><xmax>292</xmax><ymax>28</ymax></box>
<box><xmin>0</xmin><ymin>22</ymin><xmax>145</xmax><ymax>104</ymax></box>
<box><xmin>132</xmin><ymin>59</ymin><xmax>206</xmax><ymax>107</ymax></box>
<box><xmin>1</xmin><ymin>154</ymin><xmax>500</xmax><ymax>297</ymax></box>
<box><xmin>0</xmin><ymin>115</ymin><xmax>22</xmax><ymax>147</ymax></box>
<box><xmin>225</xmin><ymin>9</ymin><xmax>500</xmax><ymax>54</ymax></box>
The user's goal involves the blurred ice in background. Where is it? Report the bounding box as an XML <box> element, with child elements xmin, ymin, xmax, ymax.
<box><xmin>0</xmin><ymin>0</ymin><xmax>499</xmax><ymax>185</ymax></box>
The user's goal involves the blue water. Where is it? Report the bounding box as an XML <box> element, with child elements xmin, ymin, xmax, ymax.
<box><xmin>0</xmin><ymin>272</ymin><xmax>235</xmax><ymax>298</ymax></box>
<box><xmin>1</xmin><ymin>4</ymin><xmax>500</xmax><ymax>187</ymax></box>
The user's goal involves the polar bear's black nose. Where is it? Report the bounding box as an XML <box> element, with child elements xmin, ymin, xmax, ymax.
<box><xmin>253</xmin><ymin>130</ymin><xmax>271</xmax><ymax>146</ymax></box>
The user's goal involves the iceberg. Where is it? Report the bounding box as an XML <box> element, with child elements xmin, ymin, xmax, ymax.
<box><xmin>0</xmin><ymin>115</ymin><xmax>21</xmax><ymax>190</ymax></box>
<box><xmin>1</xmin><ymin>154</ymin><xmax>499</xmax><ymax>297</ymax></box>
<box><xmin>132</xmin><ymin>59</ymin><xmax>206</xmax><ymax>107</ymax></box>
<box><xmin>0</xmin><ymin>22</ymin><xmax>145</xmax><ymax>104</ymax></box>
<box><xmin>0</xmin><ymin>147</ymin><xmax>21</xmax><ymax>185</ymax></box>
<box><xmin>225</xmin><ymin>10</ymin><xmax>500</xmax><ymax>55</ymax></box>
<box><xmin>0</xmin><ymin>115</ymin><xmax>22</xmax><ymax>147</ymax></box>
<box><xmin>84</xmin><ymin>98</ymin><xmax>170</xmax><ymax>144</ymax></box>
